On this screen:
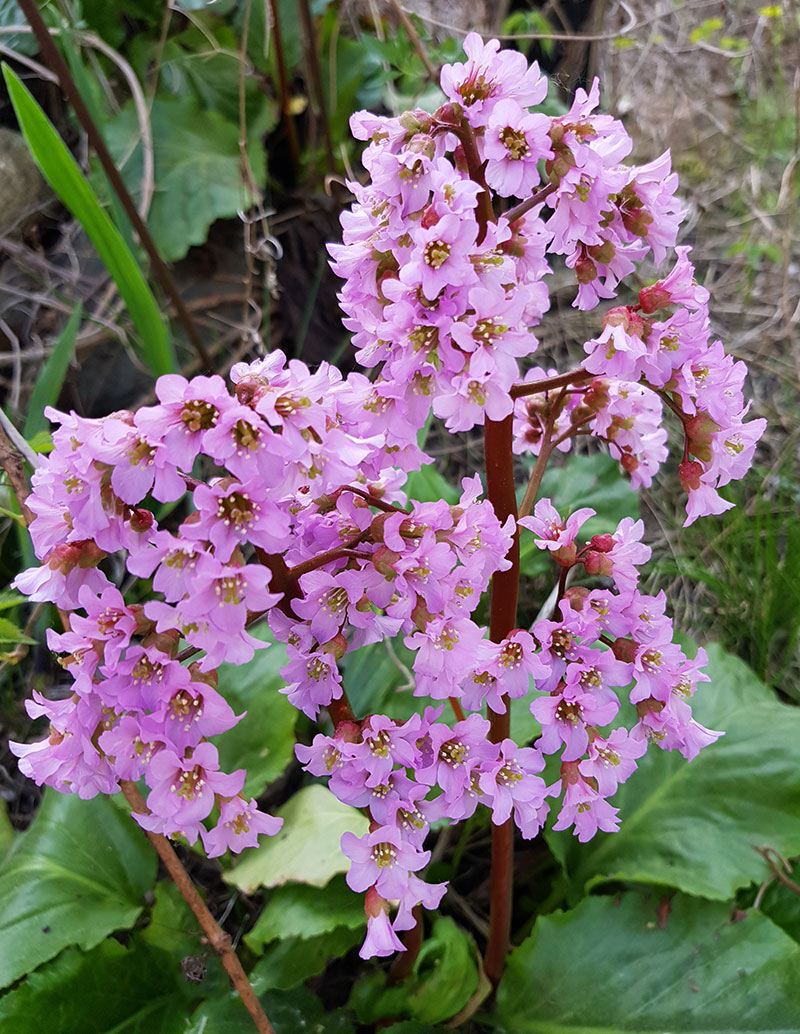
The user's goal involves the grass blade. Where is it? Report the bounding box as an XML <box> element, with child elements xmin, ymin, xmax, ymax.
<box><xmin>2</xmin><ymin>65</ymin><xmax>174</xmax><ymax>378</ymax></box>
<box><xmin>23</xmin><ymin>303</ymin><xmax>82</xmax><ymax>439</ymax></box>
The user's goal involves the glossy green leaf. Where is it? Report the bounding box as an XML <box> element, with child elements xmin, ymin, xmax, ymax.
<box><xmin>349</xmin><ymin>918</ymin><xmax>479</xmax><ymax>1026</ymax></box>
<box><xmin>224</xmin><ymin>784</ymin><xmax>369</xmax><ymax>892</ymax></box>
<box><xmin>403</xmin><ymin>461</ymin><xmax>459</xmax><ymax>505</ymax></box>
<box><xmin>215</xmin><ymin>625</ymin><xmax>296</xmax><ymax>798</ymax></box>
<box><xmin>23</xmin><ymin>305</ymin><xmax>81</xmax><ymax>439</ymax></box>
<box><xmin>248</xmin><ymin>925</ymin><xmax>363</xmax><ymax>989</ymax></box>
<box><xmin>0</xmin><ymin>939</ymin><xmax>195</xmax><ymax>1033</ymax></box>
<box><xmin>496</xmin><ymin>893</ymin><xmax>800</xmax><ymax>1033</ymax></box>
<box><xmin>138</xmin><ymin>880</ymin><xmax>227</xmax><ymax>996</ymax></box>
<box><xmin>548</xmin><ymin>644</ymin><xmax>800</xmax><ymax>901</ymax></box>
<box><xmin>187</xmin><ymin>985</ymin><xmax>355</xmax><ymax>1034</ymax></box>
<box><xmin>246</xmin><ymin>875</ymin><xmax>365</xmax><ymax>949</ymax></box>
<box><xmin>2</xmin><ymin>67</ymin><xmax>173</xmax><ymax>378</ymax></box>
<box><xmin>103</xmin><ymin>93</ymin><xmax>267</xmax><ymax>262</ymax></box>
<box><xmin>341</xmin><ymin>638</ymin><xmax>421</xmax><ymax>721</ymax></box>
<box><xmin>520</xmin><ymin>452</ymin><xmax>639</xmax><ymax>577</ymax></box>
<box><xmin>759</xmin><ymin>879</ymin><xmax>800</xmax><ymax>945</ymax></box>
<box><xmin>0</xmin><ymin>790</ymin><xmax>156</xmax><ymax>989</ymax></box>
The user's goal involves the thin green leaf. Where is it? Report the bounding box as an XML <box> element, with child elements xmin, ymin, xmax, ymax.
<box><xmin>2</xmin><ymin>66</ymin><xmax>173</xmax><ymax>378</ymax></box>
<box><xmin>24</xmin><ymin>304</ymin><xmax>82</xmax><ymax>439</ymax></box>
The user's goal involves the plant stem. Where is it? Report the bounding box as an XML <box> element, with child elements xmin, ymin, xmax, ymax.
<box><xmin>510</xmin><ymin>368</ymin><xmax>592</xmax><ymax>400</ymax></box>
<box><xmin>120</xmin><ymin>782</ymin><xmax>274</xmax><ymax>1034</ymax></box>
<box><xmin>504</xmin><ymin>182</ymin><xmax>557</xmax><ymax>223</ymax></box>
<box><xmin>482</xmin><ymin>413</ymin><xmax>519</xmax><ymax>987</ymax></box>
<box><xmin>17</xmin><ymin>0</ymin><xmax>213</xmax><ymax>373</ymax></box>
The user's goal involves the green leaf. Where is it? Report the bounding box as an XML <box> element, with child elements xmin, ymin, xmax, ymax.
<box><xmin>0</xmin><ymin>790</ymin><xmax>156</xmax><ymax>989</ymax></box>
<box><xmin>547</xmin><ymin>644</ymin><xmax>800</xmax><ymax>901</ymax></box>
<box><xmin>0</xmin><ymin>588</ymin><xmax>27</xmax><ymax>611</ymax></box>
<box><xmin>341</xmin><ymin>638</ymin><xmax>422</xmax><ymax>721</ymax></box>
<box><xmin>520</xmin><ymin>452</ymin><xmax>639</xmax><ymax>577</ymax></box>
<box><xmin>759</xmin><ymin>877</ymin><xmax>800</xmax><ymax>945</ymax></box>
<box><xmin>0</xmin><ymin>801</ymin><xmax>13</xmax><ymax>862</ymax></box>
<box><xmin>248</xmin><ymin>925</ymin><xmax>363</xmax><ymax>989</ymax></box>
<box><xmin>224</xmin><ymin>784</ymin><xmax>369</xmax><ymax>892</ymax></box>
<box><xmin>496</xmin><ymin>893</ymin><xmax>800</xmax><ymax>1033</ymax></box>
<box><xmin>0</xmin><ymin>939</ymin><xmax>196</xmax><ymax>1033</ymax></box>
<box><xmin>103</xmin><ymin>93</ymin><xmax>267</xmax><ymax>262</ymax></box>
<box><xmin>246</xmin><ymin>875</ymin><xmax>365</xmax><ymax>949</ymax></box>
<box><xmin>215</xmin><ymin>625</ymin><xmax>297</xmax><ymax>798</ymax></box>
<box><xmin>0</xmin><ymin>615</ymin><xmax>37</xmax><ymax>646</ymax></box>
<box><xmin>138</xmin><ymin>880</ymin><xmax>228</xmax><ymax>996</ymax></box>
<box><xmin>2</xmin><ymin>67</ymin><xmax>172</xmax><ymax>378</ymax></box>
<box><xmin>349</xmin><ymin>917</ymin><xmax>479</xmax><ymax>1026</ymax></box>
<box><xmin>187</xmin><ymin>985</ymin><xmax>355</xmax><ymax>1034</ymax></box>
<box><xmin>23</xmin><ymin>305</ymin><xmax>81</xmax><ymax>440</ymax></box>
<box><xmin>404</xmin><ymin>462</ymin><xmax>459</xmax><ymax>504</ymax></box>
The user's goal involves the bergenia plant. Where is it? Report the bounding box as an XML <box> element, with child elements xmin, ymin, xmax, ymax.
<box><xmin>11</xmin><ymin>33</ymin><xmax>765</xmax><ymax>989</ymax></box>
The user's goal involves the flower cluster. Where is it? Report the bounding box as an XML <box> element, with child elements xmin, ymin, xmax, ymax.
<box><xmin>9</xmin><ymin>33</ymin><xmax>764</xmax><ymax>964</ymax></box>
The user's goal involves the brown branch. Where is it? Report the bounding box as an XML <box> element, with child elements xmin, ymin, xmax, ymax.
<box><xmin>16</xmin><ymin>0</ymin><xmax>213</xmax><ymax>372</ymax></box>
<box><xmin>120</xmin><ymin>782</ymin><xmax>274</xmax><ymax>1034</ymax></box>
<box><xmin>754</xmin><ymin>846</ymin><xmax>800</xmax><ymax>897</ymax></box>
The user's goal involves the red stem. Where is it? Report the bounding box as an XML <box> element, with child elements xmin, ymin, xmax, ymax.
<box><xmin>510</xmin><ymin>368</ymin><xmax>592</xmax><ymax>400</ymax></box>
<box><xmin>482</xmin><ymin>414</ymin><xmax>519</xmax><ymax>987</ymax></box>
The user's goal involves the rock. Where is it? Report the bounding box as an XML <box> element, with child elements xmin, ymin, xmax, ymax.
<box><xmin>0</xmin><ymin>127</ymin><xmax>51</xmax><ymax>237</ymax></box>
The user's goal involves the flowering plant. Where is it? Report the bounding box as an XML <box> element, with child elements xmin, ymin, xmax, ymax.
<box><xmin>10</xmin><ymin>32</ymin><xmax>765</xmax><ymax>993</ymax></box>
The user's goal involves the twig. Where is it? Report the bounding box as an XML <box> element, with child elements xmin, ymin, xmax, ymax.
<box><xmin>0</xmin><ymin>408</ymin><xmax>38</xmax><ymax>470</ymax></box>
<box><xmin>15</xmin><ymin>0</ymin><xmax>213</xmax><ymax>372</ymax></box>
<box><xmin>0</xmin><ymin>422</ymin><xmax>34</xmax><ymax>525</ymax></box>
<box><xmin>120</xmin><ymin>781</ymin><xmax>275</xmax><ymax>1034</ymax></box>
<box><xmin>754</xmin><ymin>846</ymin><xmax>800</xmax><ymax>897</ymax></box>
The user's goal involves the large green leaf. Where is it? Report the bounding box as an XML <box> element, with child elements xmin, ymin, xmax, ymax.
<box><xmin>520</xmin><ymin>452</ymin><xmax>640</xmax><ymax>577</ymax></box>
<box><xmin>103</xmin><ymin>93</ymin><xmax>267</xmax><ymax>261</ymax></box>
<box><xmin>224</xmin><ymin>784</ymin><xmax>369</xmax><ymax>892</ymax></box>
<box><xmin>0</xmin><ymin>939</ymin><xmax>195</xmax><ymax>1032</ymax></box>
<box><xmin>215</xmin><ymin>626</ymin><xmax>297</xmax><ymax>798</ymax></box>
<box><xmin>186</xmin><ymin>985</ymin><xmax>355</xmax><ymax>1034</ymax></box>
<box><xmin>246</xmin><ymin>875</ymin><xmax>365</xmax><ymax>948</ymax></box>
<box><xmin>2</xmin><ymin>66</ymin><xmax>173</xmax><ymax>378</ymax></box>
<box><xmin>248</xmin><ymin>925</ymin><xmax>363</xmax><ymax>990</ymax></box>
<box><xmin>0</xmin><ymin>791</ymin><xmax>156</xmax><ymax>988</ymax></box>
<box><xmin>547</xmin><ymin>644</ymin><xmax>800</xmax><ymax>901</ymax></box>
<box><xmin>496</xmin><ymin>893</ymin><xmax>800</xmax><ymax>1033</ymax></box>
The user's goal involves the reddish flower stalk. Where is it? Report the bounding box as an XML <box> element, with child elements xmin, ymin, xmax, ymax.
<box><xmin>483</xmin><ymin>413</ymin><xmax>520</xmax><ymax>986</ymax></box>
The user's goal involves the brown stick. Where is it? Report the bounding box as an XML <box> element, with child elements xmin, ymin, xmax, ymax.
<box><xmin>16</xmin><ymin>0</ymin><xmax>213</xmax><ymax>372</ymax></box>
<box><xmin>120</xmin><ymin>782</ymin><xmax>274</xmax><ymax>1034</ymax></box>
